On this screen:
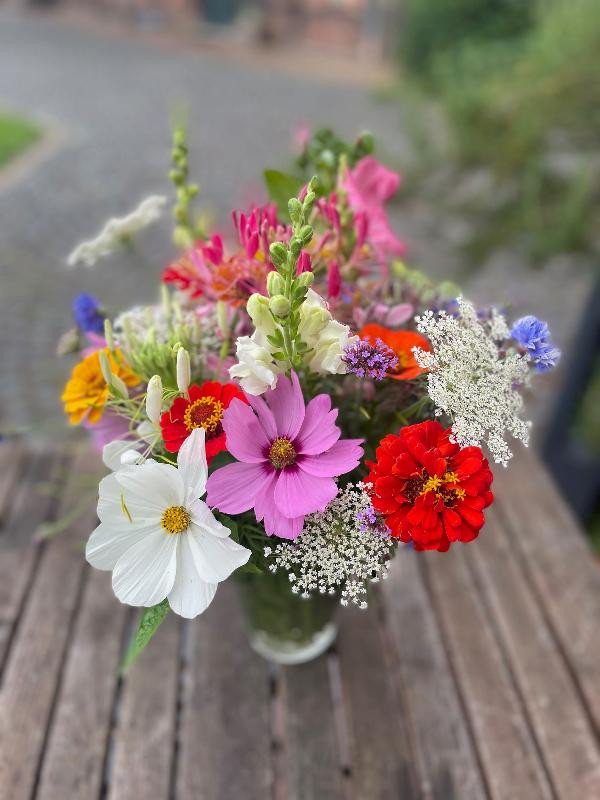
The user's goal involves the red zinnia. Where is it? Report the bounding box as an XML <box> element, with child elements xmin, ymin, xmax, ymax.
<box><xmin>160</xmin><ymin>381</ymin><xmax>247</xmax><ymax>462</ymax></box>
<box><xmin>366</xmin><ymin>420</ymin><xmax>494</xmax><ymax>552</ymax></box>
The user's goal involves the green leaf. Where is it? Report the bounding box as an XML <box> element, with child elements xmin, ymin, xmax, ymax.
<box><xmin>263</xmin><ymin>170</ymin><xmax>303</xmax><ymax>217</ymax></box>
<box><xmin>121</xmin><ymin>599</ymin><xmax>170</xmax><ymax>673</ymax></box>
<box><xmin>236</xmin><ymin>561</ymin><xmax>263</xmax><ymax>575</ymax></box>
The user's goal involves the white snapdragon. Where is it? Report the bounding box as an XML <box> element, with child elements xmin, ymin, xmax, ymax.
<box><xmin>414</xmin><ymin>297</ymin><xmax>531</xmax><ymax>466</ymax></box>
<box><xmin>228</xmin><ymin>333</ymin><xmax>281</xmax><ymax>395</ymax></box>
<box><xmin>266</xmin><ymin>484</ymin><xmax>393</xmax><ymax>609</ymax></box>
<box><xmin>145</xmin><ymin>375</ymin><xmax>163</xmax><ymax>425</ymax></box>
<box><xmin>298</xmin><ymin>290</ymin><xmax>358</xmax><ymax>375</ymax></box>
<box><xmin>67</xmin><ymin>195</ymin><xmax>167</xmax><ymax>268</ymax></box>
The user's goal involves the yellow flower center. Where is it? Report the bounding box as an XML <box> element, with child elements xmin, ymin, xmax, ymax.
<box><xmin>184</xmin><ymin>397</ymin><xmax>224</xmax><ymax>435</ymax></box>
<box><xmin>419</xmin><ymin>470</ymin><xmax>465</xmax><ymax>503</ymax></box>
<box><xmin>161</xmin><ymin>505</ymin><xmax>191</xmax><ymax>535</ymax></box>
<box><xmin>269</xmin><ymin>437</ymin><xmax>297</xmax><ymax>469</ymax></box>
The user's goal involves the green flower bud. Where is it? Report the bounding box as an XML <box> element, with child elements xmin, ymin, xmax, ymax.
<box><xmin>173</xmin><ymin>225</ymin><xmax>193</xmax><ymax>249</ymax></box>
<box><xmin>104</xmin><ymin>318</ymin><xmax>115</xmax><ymax>352</ymax></box>
<box><xmin>267</xmin><ymin>271</ymin><xmax>285</xmax><ymax>296</ymax></box>
<box><xmin>269</xmin><ymin>242</ymin><xmax>288</xmax><ymax>267</ymax></box>
<box><xmin>289</xmin><ymin>237</ymin><xmax>302</xmax><ymax>258</ymax></box>
<box><xmin>216</xmin><ymin>300</ymin><xmax>229</xmax><ymax>338</ymax></box>
<box><xmin>246</xmin><ymin>293</ymin><xmax>274</xmax><ymax>333</ymax></box>
<box><xmin>288</xmin><ymin>197</ymin><xmax>303</xmax><ymax>225</ymax></box>
<box><xmin>299</xmin><ymin>224</ymin><xmax>313</xmax><ymax>245</ymax></box>
<box><xmin>296</xmin><ymin>271</ymin><xmax>314</xmax><ymax>288</ymax></box>
<box><xmin>269</xmin><ymin>295</ymin><xmax>291</xmax><ymax>318</ymax></box>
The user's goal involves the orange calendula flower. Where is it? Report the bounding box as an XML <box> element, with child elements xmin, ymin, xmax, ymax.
<box><xmin>62</xmin><ymin>348</ymin><xmax>139</xmax><ymax>425</ymax></box>
<box><xmin>358</xmin><ymin>323</ymin><xmax>431</xmax><ymax>380</ymax></box>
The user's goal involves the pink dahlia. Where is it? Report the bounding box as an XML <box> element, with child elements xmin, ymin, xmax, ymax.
<box><xmin>206</xmin><ymin>372</ymin><xmax>363</xmax><ymax>539</ymax></box>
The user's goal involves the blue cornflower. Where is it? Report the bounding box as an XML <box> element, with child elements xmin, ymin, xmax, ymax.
<box><xmin>510</xmin><ymin>315</ymin><xmax>561</xmax><ymax>372</ymax></box>
<box><xmin>72</xmin><ymin>293</ymin><xmax>105</xmax><ymax>335</ymax></box>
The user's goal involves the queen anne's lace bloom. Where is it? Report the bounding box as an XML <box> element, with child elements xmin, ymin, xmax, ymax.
<box><xmin>265</xmin><ymin>484</ymin><xmax>393</xmax><ymax>608</ymax></box>
<box><xmin>67</xmin><ymin>195</ymin><xmax>167</xmax><ymax>268</ymax></box>
<box><xmin>413</xmin><ymin>297</ymin><xmax>531</xmax><ymax>466</ymax></box>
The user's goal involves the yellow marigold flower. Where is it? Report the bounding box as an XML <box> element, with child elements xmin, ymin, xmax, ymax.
<box><xmin>62</xmin><ymin>348</ymin><xmax>138</xmax><ymax>425</ymax></box>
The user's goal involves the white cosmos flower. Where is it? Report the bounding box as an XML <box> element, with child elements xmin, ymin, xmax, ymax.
<box><xmin>87</xmin><ymin>428</ymin><xmax>251</xmax><ymax>618</ymax></box>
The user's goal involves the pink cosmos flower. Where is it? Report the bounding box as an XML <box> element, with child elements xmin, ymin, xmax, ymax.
<box><xmin>206</xmin><ymin>372</ymin><xmax>363</xmax><ymax>539</ymax></box>
<box><xmin>342</xmin><ymin>156</ymin><xmax>406</xmax><ymax>260</ymax></box>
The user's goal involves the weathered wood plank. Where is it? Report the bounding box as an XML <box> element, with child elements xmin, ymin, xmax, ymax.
<box><xmin>466</xmin><ymin>508</ymin><xmax>600</xmax><ymax>799</ymax></box>
<box><xmin>282</xmin><ymin>654</ymin><xmax>345</xmax><ymax>799</ymax></box>
<box><xmin>0</xmin><ymin>447</ymin><xmax>98</xmax><ymax>800</ymax></box>
<box><xmin>0</xmin><ymin>449</ymin><xmax>58</xmax><ymax>670</ymax></box>
<box><xmin>0</xmin><ymin>441</ymin><xmax>27</xmax><ymax>527</ymax></box>
<box><xmin>36</xmin><ymin>568</ymin><xmax>128</xmax><ymax>800</ymax></box>
<box><xmin>337</xmin><ymin>604</ymin><xmax>418</xmax><ymax>799</ymax></box>
<box><xmin>423</xmin><ymin>547</ymin><xmax>554</xmax><ymax>800</ymax></box>
<box><xmin>494</xmin><ymin>449</ymin><xmax>600</xmax><ymax>734</ymax></box>
<box><xmin>177</xmin><ymin>582</ymin><xmax>272</xmax><ymax>800</ymax></box>
<box><xmin>382</xmin><ymin>552</ymin><xmax>487</xmax><ymax>800</ymax></box>
<box><xmin>108</xmin><ymin>613</ymin><xmax>180</xmax><ymax>800</ymax></box>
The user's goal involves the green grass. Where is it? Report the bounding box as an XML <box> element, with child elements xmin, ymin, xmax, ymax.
<box><xmin>0</xmin><ymin>112</ymin><xmax>40</xmax><ymax>168</ymax></box>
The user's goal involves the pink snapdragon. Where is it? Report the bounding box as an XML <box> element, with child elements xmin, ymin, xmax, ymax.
<box><xmin>206</xmin><ymin>372</ymin><xmax>363</xmax><ymax>539</ymax></box>
<box><xmin>342</xmin><ymin>156</ymin><xmax>406</xmax><ymax>260</ymax></box>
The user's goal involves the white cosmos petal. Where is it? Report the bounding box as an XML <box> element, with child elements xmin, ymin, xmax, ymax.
<box><xmin>167</xmin><ymin>533</ymin><xmax>218</xmax><ymax>619</ymax></box>
<box><xmin>97</xmin><ymin>473</ymin><xmax>124</xmax><ymax>524</ymax></box>
<box><xmin>86</xmin><ymin>520</ymin><xmax>157</xmax><ymax>571</ymax></box>
<box><xmin>190</xmin><ymin>499</ymin><xmax>232</xmax><ymax>538</ymax></box>
<box><xmin>189</xmin><ymin>524</ymin><xmax>250</xmax><ymax>583</ymax></box>
<box><xmin>112</xmin><ymin>528</ymin><xmax>178</xmax><ymax>607</ymax></box>
<box><xmin>178</xmin><ymin>428</ymin><xmax>208</xmax><ymax>502</ymax></box>
<box><xmin>102</xmin><ymin>440</ymin><xmax>142</xmax><ymax>471</ymax></box>
<box><xmin>116</xmin><ymin>462</ymin><xmax>183</xmax><ymax>521</ymax></box>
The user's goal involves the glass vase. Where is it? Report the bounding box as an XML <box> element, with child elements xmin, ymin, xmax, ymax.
<box><xmin>234</xmin><ymin>569</ymin><xmax>338</xmax><ymax>665</ymax></box>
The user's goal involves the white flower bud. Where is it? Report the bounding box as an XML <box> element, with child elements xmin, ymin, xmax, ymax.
<box><xmin>146</xmin><ymin>375</ymin><xmax>163</xmax><ymax>425</ymax></box>
<box><xmin>176</xmin><ymin>347</ymin><xmax>191</xmax><ymax>394</ymax></box>
<box><xmin>99</xmin><ymin>350</ymin><xmax>113</xmax><ymax>385</ymax></box>
<box><xmin>104</xmin><ymin>319</ymin><xmax>115</xmax><ymax>352</ymax></box>
<box><xmin>216</xmin><ymin>301</ymin><xmax>229</xmax><ymax>338</ymax></box>
<box><xmin>269</xmin><ymin>295</ymin><xmax>290</xmax><ymax>318</ymax></box>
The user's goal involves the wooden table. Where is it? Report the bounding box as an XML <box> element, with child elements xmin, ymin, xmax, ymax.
<box><xmin>1</xmin><ymin>438</ymin><xmax>600</xmax><ymax>800</ymax></box>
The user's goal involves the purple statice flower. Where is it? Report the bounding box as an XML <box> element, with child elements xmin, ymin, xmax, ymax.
<box><xmin>357</xmin><ymin>500</ymin><xmax>391</xmax><ymax>538</ymax></box>
<box><xmin>511</xmin><ymin>315</ymin><xmax>561</xmax><ymax>372</ymax></box>
<box><xmin>342</xmin><ymin>338</ymin><xmax>398</xmax><ymax>381</ymax></box>
<box><xmin>72</xmin><ymin>293</ymin><xmax>105</xmax><ymax>335</ymax></box>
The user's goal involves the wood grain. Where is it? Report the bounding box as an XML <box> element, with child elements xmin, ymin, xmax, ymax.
<box><xmin>382</xmin><ymin>553</ymin><xmax>488</xmax><ymax>800</ymax></box>
<box><xmin>176</xmin><ymin>582</ymin><xmax>272</xmax><ymax>800</ymax></box>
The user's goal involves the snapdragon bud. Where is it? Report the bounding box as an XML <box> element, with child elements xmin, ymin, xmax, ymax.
<box><xmin>269</xmin><ymin>295</ymin><xmax>291</xmax><ymax>318</ymax></box>
<box><xmin>246</xmin><ymin>293</ymin><xmax>272</xmax><ymax>331</ymax></box>
<box><xmin>289</xmin><ymin>238</ymin><xmax>302</xmax><ymax>258</ymax></box>
<box><xmin>267</xmin><ymin>271</ymin><xmax>285</xmax><ymax>296</ymax></box>
<box><xmin>296</xmin><ymin>271</ymin><xmax>314</xmax><ymax>288</ymax></box>
<box><xmin>288</xmin><ymin>197</ymin><xmax>303</xmax><ymax>226</ymax></box>
<box><xmin>104</xmin><ymin>319</ymin><xmax>115</xmax><ymax>352</ymax></box>
<box><xmin>216</xmin><ymin>300</ymin><xmax>229</xmax><ymax>338</ymax></box>
<box><xmin>99</xmin><ymin>351</ymin><xmax>113</xmax><ymax>385</ymax></box>
<box><xmin>176</xmin><ymin>347</ymin><xmax>191</xmax><ymax>394</ymax></box>
<box><xmin>269</xmin><ymin>242</ymin><xmax>287</xmax><ymax>268</ymax></box>
<box><xmin>299</xmin><ymin>225</ymin><xmax>313</xmax><ymax>245</ymax></box>
<box><xmin>146</xmin><ymin>375</ymin><xmax>163</xmax><ymax>425</ymax></box>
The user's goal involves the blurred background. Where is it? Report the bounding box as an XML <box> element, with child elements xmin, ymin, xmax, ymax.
<box><xmin>0</xmin><ymin>0</ymin><xmax>598</xmax><ymax>539</ymax></box>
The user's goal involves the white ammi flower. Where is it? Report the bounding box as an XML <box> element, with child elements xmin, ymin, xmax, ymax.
<box><xmin>67</xmin><ymin>195</ymin><xmax>167</xmax><ymax>268</ymax></box>
<box><xmin>87</xmin><ymin>428</ymin><xmax>250</xmax><ymax>618</ymax></box>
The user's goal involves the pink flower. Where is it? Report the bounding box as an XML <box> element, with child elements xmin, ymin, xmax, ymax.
<box><xmin>206</xmin><ymin>372</ymin><xmax>363</xmax><ymax>539</ymax></box>
<box><xmin>342</xmin><ymin>156</ymin><xmax>406</xmax><ymax>260</ymax></box>
<box><xmin>83</xmin><ymin>410</ymin><xmax>130</xmax><ymax>452</ymax></box>
<box><xmin>327</xmin><ymin>261</ymin><xmax>342</xmax><ymax>299</ymax></box>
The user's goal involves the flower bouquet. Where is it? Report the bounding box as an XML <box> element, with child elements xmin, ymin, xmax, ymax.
<box><xmin>59</xmin><ymin>128</ymin><xmax>560</xmax><ymax>667</ymax></box>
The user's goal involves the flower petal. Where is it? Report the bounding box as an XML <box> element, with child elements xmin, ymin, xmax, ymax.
<box><xmin>222</xmin><ymin>398</ymin><xmax>270</xmax><ymax>463</ymax></box>
<box><xmin>296</xmin><ymin>394</ymin><xmax>340</xmax><ymax>455</ymax></box>
<box><xmin>116</xmin><ymin>461</ymin><xmax>184</xmax><ymax>520</ymax></box>
<box><xmin>298</xmin><ymin>438</ymin><xmax>363</xmax><ymax>477</ymax></box>
<box><xmin>274</xmin><ymin>468</ymin><xmax>338</xmax><ymax>518</ymax></box>
<box><xmin>178</xmin><ymin>427</ymin><xmax>208</xmax><ymax>501</ymax></box>
<box><xmin>264</xmin><ymin>371</ymin><xmax>305</xmax><ymax>440</ymax></box>
<box><xmin>188</xmin><ymin>525</ymin><xmax>250</xmax><ymax>583</ymax></box>
<box><xmin>247</xmin><ymin>393</ymin><xmax>277</xmax><ymax>440</ymax></box>
<box><xmin>190</xmin><ymin>499</ymin><xmax>233</xmax><ymax>539</ymax></box>
<box><xmin>262</xmin><ymin>504</ymin><xmax>304</xmax><ymax>540</ymax></box>
<box><xmin>206</xmin><ymin>461</ymin><xmax>269</xmax><ymax>514</ymax></box>
<box><xmin>167</xmin><ymin>534</ymin><xmax>218</xmax><ymax>619</ymax></box>
<box><xmin>112</xmin><ymin>529</ymin><xmax>178</xmax><ymax>607</ymax></box>
<box><xmin>102</xmin><ymin>439</ymin><xmax>142</xmax><ymax>471</ymax></box>
<box><xmin>86</xmin><ymin>520</ymin><xmax>156</xmax><ymax>571</ymax></box>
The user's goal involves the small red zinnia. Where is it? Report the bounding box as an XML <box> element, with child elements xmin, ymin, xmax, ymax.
<box><xmin>366</xmin><ymin>420</ymin><xmax>494</xmax><ymax>552</ymax></box>
<box><xmin>160</xmin><ymin>381</ymin><xmax>248</xmax><ymax>462</ymax></box>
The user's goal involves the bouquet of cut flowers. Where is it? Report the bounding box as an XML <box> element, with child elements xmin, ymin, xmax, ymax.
<box><xmin>59</xmin><ymin>127</ymin><xmax>560</xmax><ymax>666</ymax></box>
